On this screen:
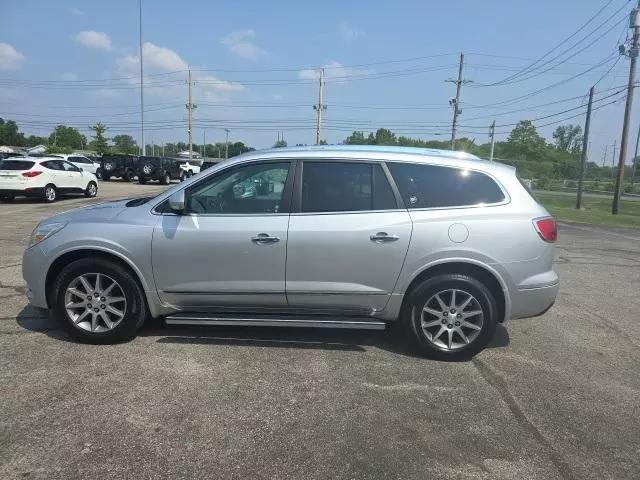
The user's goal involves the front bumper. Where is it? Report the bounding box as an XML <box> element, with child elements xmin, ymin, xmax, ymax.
<box><xmin>22</xmin><ymin>244</ymin><xmax>50</xmax><ymax>309</ymax></box>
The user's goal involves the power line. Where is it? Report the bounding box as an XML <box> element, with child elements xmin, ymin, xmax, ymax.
<box><xmin>480</xmin><ymin>0</ymin><xmax>624</xmax><ymax>86</ymax></box>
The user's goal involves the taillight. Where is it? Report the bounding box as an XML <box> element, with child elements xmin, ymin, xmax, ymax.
<box><xmin>533</xmin><ymin>217</ymin><xmax>557</xmax><ymax>243</ymax></box>
<box><xmin>22</xmin><ymin>171</ymin><xmax>42</xmax><ymax>178</ymax></box>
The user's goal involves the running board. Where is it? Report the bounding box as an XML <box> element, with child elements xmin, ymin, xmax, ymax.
<box><xmin>165</xmin><ymin>313</ymin><xmax>386</xmax><ymax>330</ymax></box>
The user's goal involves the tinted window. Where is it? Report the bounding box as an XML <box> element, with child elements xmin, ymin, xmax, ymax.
<box><xmin>41</xmin><ymin>160</ymin><xmax>61</xmax><ymax>170</ymax></box>
<box><xmin>388</xmin><ymin>163</ymin><xmax>505</xmax><ymax>208</ymax></box>
<box><xmin>0</xmin><ymin>160</ymin><xmax>35</xmax><ymax>170</ymax></box>
<box><xmin>62</xmin><ymin>161</ymin><xmax>80</xmax><ymax>172</ymax></box>
<box><xmin>302</xmin><ymin>162</ymin><xmax>396</xmax><ymax>213</ymax></box>
<box><xmin>70</xmin><ymin>156</ymin><xmax>91</xmax><ymax>164</ymax></box>
<box><xmin>186</xmin><ymin>162</ymin><xmax>290</xmax><ymax>214</ymax></box>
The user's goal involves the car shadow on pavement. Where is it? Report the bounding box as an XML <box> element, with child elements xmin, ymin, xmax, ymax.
<box><xmin>15</xmin><ymin>306</ymin><xmax>510</xmax><ymax>358</ymax></box>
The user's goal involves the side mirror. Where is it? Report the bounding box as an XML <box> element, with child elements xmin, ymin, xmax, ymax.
<box><xmin>168</xmin><ymin>190</ymin><xmax>185</xmax><ymax>212</ymax></box>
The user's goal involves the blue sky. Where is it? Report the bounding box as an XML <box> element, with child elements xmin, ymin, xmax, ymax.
<box><xmin>0</xmin><ymin>0</ymin><xmax>636</xmax><ymax>164</ymax></box>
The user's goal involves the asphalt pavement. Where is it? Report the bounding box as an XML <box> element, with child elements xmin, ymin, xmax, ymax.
<box><xmin>1</xmin><ymin>181</ymin><xmax>639</xmax><ymax>479</ymax></box>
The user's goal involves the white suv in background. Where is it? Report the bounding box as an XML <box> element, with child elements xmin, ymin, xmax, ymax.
<box><xmin>0</xmin><ymin>156</ymin><xmax>98</xmax><ymax>203</ymax></box>
<box><xmin>55</xmin><ymin>154</ymin><xmax>101</xmax><ymax>177</ymax></box>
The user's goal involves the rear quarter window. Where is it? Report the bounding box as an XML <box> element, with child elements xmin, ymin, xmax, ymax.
<box><xmin>388</xmin><ymin>163</ymin><xmax>505</xmax><ymax>209</ymax></box>
<box><xmin>0</xmin><ymin>160</ymin><xmax>35</xmax><ymax>170</ymax></box>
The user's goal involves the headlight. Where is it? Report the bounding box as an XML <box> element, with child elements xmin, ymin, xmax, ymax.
<box><xmin>28</xmin><ymin>222</ymin><xmax>67</xmax><ymax>248</ymax></box>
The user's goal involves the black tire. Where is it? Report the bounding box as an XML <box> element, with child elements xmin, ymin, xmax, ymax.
<box><xmin>85</xmin><ymin>181</ymin><xmax>98</xmax><ymax>197</ymax></box>
<box><xmin>139</xmin><ymin>177</ymin><xmax>147</xmax><ymax>185</ymax></box>
<box><xmin>43</xmin><ymin>184</ymin><xmax>57</xmax><ymax>203</ymax></box>
<box><xmin>180</xmin><ymin>171</ymin><xmax>187</xmax><ymax>182</ymax></box>
<box><xmin>160</xmin><ymin>172</ymin><xmax>171</xmax><ymax>185</ymax></box>
<box><xmin>51</xmin><ymin>258</ymin><xmax>147</xmax><ymax>344</ymax></box>
<box><xmin>400</xmin><ymin>274</ymin><xmax>498</xmax><ymax>361</ymax></box>
<box><xmin>0</xmin><ymin>195</ymin><xmax>15</xmax><ymax>203</ymax></box>
<box><xmin>95</xmin><ymin>168</ymin><xmax>103</xmax><ymax>180</ymax></box>
<box><xmin>122</xmin><ymin>169</ymin><xmax>134</xmax><ymax>182</ymax></box>
<box><xmin>187</xmin><ymin>170</ymin><xmax>193</xmax><ymax>178</ymax></box>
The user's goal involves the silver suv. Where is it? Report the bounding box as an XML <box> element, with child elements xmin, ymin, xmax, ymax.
<box><xmin>22</xmin><ymin>146</ymin><xmax>558</xmax><ymax>360</ymax></box>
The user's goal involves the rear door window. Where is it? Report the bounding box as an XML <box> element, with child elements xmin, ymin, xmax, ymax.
<box><xmin>301</xmin><ymin>162</ymin><xmax>397</xmax><ymax>213</ymax></box>
<box><xmin>388</xmin><ymin>163</ymin><xmax>505</xmax><ymax>209</ymax></box>
<box><xmin>0</xmin><ymin>160</ymin><xmax>35</xmax><ymax>170</ymax></box>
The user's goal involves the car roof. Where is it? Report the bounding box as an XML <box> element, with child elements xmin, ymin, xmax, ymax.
<box><xmin>231</xmin><ymin>145</ymin><xmax>515</xmax><ymax>176</ymax></box>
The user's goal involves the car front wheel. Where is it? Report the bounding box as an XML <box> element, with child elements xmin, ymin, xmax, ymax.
<box><xmin>401</xmin><ymin>274</ymin><xmax>498</xmax><ymax>361</ymax></box>
<box><xmin>51</xmin><ymin>258</ymin><xmax>147</xmax><ymax>344</ymax></box>
<box><xmin>85</xmin><ymin>181</ymin><xmax>98</xmax><ymax>197</ymax></box>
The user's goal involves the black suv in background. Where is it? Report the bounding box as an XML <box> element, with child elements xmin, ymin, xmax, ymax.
<box><xmin>137</xmin><ymin>156</ymin><xmax>182</xmax><ymax>184</ymax></box>
<box><xmin>101</xmin><ymin>154</ymin><xmax>138</xmax><ymax>181</ymax></box>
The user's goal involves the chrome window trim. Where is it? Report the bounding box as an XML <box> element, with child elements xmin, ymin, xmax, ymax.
<box><xmin>151</xmin><ymin>155</ymin><xmax>511</xmax><ymax>215</ymax></box>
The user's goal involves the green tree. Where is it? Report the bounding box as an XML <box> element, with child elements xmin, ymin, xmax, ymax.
<box><xmin>0</xmin><ymin>118</ymin><xmax>26</xmax><ymax>146</ymax></box>
<box><xmin>112</xmin><ymin>134</ymin><xmax>137</xmax><ymax>154</ymax></box>
<box><xmin>552</xmin><ymin>124</ymin><xmax>582</xmax><ymax>154</ymax></box>
<box><xmin>89</xmin><ymin>123</ymin><xmax>109</xmax><ymax>154</ymax></box>
<box><xmin>343</xmin><ymin>132</ymin><xmax>367</xmax><ymax>145</ymax></box>
<box><xmin>503</xmin><ymin>120</ymin><xmax>547</xmax><ymax>160</ymax></box>
<box><xmin>48</xmin><ymin>125</ymin><xmax>86</xmax><ymax>149</ymax></box>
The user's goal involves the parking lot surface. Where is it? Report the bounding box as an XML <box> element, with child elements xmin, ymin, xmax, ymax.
<box><xmin>1</xmin><ymin>182</ymin><xmax>639</xmax><ymax>479</ymax></box>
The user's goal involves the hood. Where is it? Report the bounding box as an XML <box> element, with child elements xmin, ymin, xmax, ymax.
<box><xmin>42</xmin><ymin>199</ymin><xmax>131</xmax><ymax>224</ymax></box>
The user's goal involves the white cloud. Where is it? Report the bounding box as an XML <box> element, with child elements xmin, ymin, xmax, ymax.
<box><xmin>143</xmin><ymin>42</ymin><xmax>188</xmax><ymax>71</ymax></box>
<box><xmin>68</xmin><ymin>8</ymin><xmax>85</xmax><ymax>17</ymax></box>
<box><xmin>116</xmin><ymin>42</ymin><xmax>243</xmax><ymax>100</ymax></box>
<box><xmin>221</xmin><ymin>30</ymin><xmax>267</xmax><ymax>60</ymax></box>
<box><xmin>0</xmin><ymin>43</ymin><xmax>25</xmax><ymax>70</ymax></box>
<box><xmin>338</xmin><ymin>22</ymin><xmax>365</xmax><ymax>41</ymax></box>
<box><xmin>60</xmin><ymin>72</ymin><xmax>78</xmax><ymax>81</ymax></box>
<box><xmin>73</xmin><ymin>31</ymin><xmax>112</xmax><ymax>51</ymax></box>
<box><xmin>299</xmin><ymin>61</ymin><xmax>373</xmax><ymax>81</ymax></box>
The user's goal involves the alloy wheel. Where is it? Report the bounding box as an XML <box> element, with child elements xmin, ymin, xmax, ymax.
<box><xmin>420</xmin><ymin>289</ymin><xmax>484</xmax><ymax>350</ymax></box>
<box><xmin>64</xmin><ymin>273</ymin><xmax>127</xmax><ymax>333</ymax></box>
<box><xmin>45</xmin><ymin>187</ymin><xmax>56</xmax><ymax>202</ymax></box>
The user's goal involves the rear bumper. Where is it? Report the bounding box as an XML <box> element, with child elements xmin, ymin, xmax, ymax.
<box><xmin>510</xmin><ymin>281</ymin><xmax>559</xmax><ymax>319</ymax></box>
<box><xmin>0</xmin><ymin>188</ymin><xmax>44</xmax><ymax>197</ymax></box>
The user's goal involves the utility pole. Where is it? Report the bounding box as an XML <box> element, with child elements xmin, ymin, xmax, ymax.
<box><xmin>224</xmin><ymin>128</ymin><xmax>230</xmax><ymax>159</ymax></box>
<box><xmin>612</xmin><ymin>140</ymin><xmax>617</xmax><ymax>178</ymax></box>
<box><xmin>489</xmin><ymin>121</ymin><xmax>496</xmax><ymax>161</ymax></box>
<box><xmin>313</xmin><ymin>68</ymin><xmax>326</xmax><ymax>145</ymax></box>
<box><xmin>162</xmin><ymin>143</ymin><xmax>165</xmax><ymax>157</ymax></box>
<box><xmin>632</xmin><ymin>122</ymin><xmax>640</xmax><ymax>186</ymax></box>
<box><xmin>613</xmin><ymin>3</ymin><xmax>640</xmax><ymax>214</ymax></box>
<box><xmin>446</xmin><ymin>53</ymin><xmax>470</xmax><ymax>150</ymax></box>
<box><xmin>602</xmin><ymin>145</ymin><xmax>608</xmax><ymax>167</ymax></box>
<box><xmin>203</xmin><ymin>130</ymin><xmax>206</xmax><ymax>160</ymax></box>
<box><xmin>139</xmin><ymin>0</ymin><xmax>145</xmax><ymax>156</ymax></box>
<box><xmin>186</xmin><ymin>69</ymin><xmax>197</xmax><ymax>162</ymax></box>
<box><xmin>577</xmin><ymin>86</ymin><xmax>594</xmax><ymax>210</ymax></box>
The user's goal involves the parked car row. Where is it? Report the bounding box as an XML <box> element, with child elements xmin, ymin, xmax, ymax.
<box><xmin>0</xmin><ymin>154</ymin><xmax>217</xmax><ymax>202</ymax></box>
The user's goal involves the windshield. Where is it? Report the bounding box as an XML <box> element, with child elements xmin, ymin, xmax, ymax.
<box><xmin>0</xmin><ymin>160</ymin><xmax>35</xmax><ymax>170</ymax></box>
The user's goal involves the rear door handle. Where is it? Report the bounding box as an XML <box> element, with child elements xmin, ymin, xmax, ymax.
<box><xmin>370</xmin><ymin>232</ymin><xmax>400</xmax><ymax>243</ymax></box>
<box><xmin>251</xmin><ymin>233</ymin><xmax>280</xmax><ymax>244</ymax></box>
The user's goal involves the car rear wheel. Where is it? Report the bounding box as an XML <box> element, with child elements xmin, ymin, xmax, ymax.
<box><xmin>401</xmin><ymin>274</ymin><xmax>498</xmax><ymax>361</ymax></box>
<box><xmin>123</xmin><ymin>170</ymin><xmax>134</xmax><ymax>182</ymax></box>
<box><xmin>43</xmin><ymin>184</ymin><xmax>57</xmax><ymax>203</ymax></box>
<box><xmin>85</xmin><ymin>181</ymin><xmax>98</xmax><ymax>197</ymax></box>
<box><xmin>95</xmin><ymin>168</ymin><xmax>103</xmax><ymax>180</ymax></box>
<box><xmin>160</xmin><ymin>172</ymin><xmax>171</xmax><ymax>185</ymax></box>
<box><xmin>51</xmin><ymin>258</ymin><xmax>147</xmax><ymax>344</ymax></box>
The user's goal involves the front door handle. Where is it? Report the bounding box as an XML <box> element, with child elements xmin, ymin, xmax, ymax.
<box><xmin>251</xmin><ymin>233</ymin><xmax>280</xmax><ymax>244</ymax></box>
<box><xmin>370</xmin><ymin>232</ymin><xmax>400</xmax><ymax>243</ymax></box>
